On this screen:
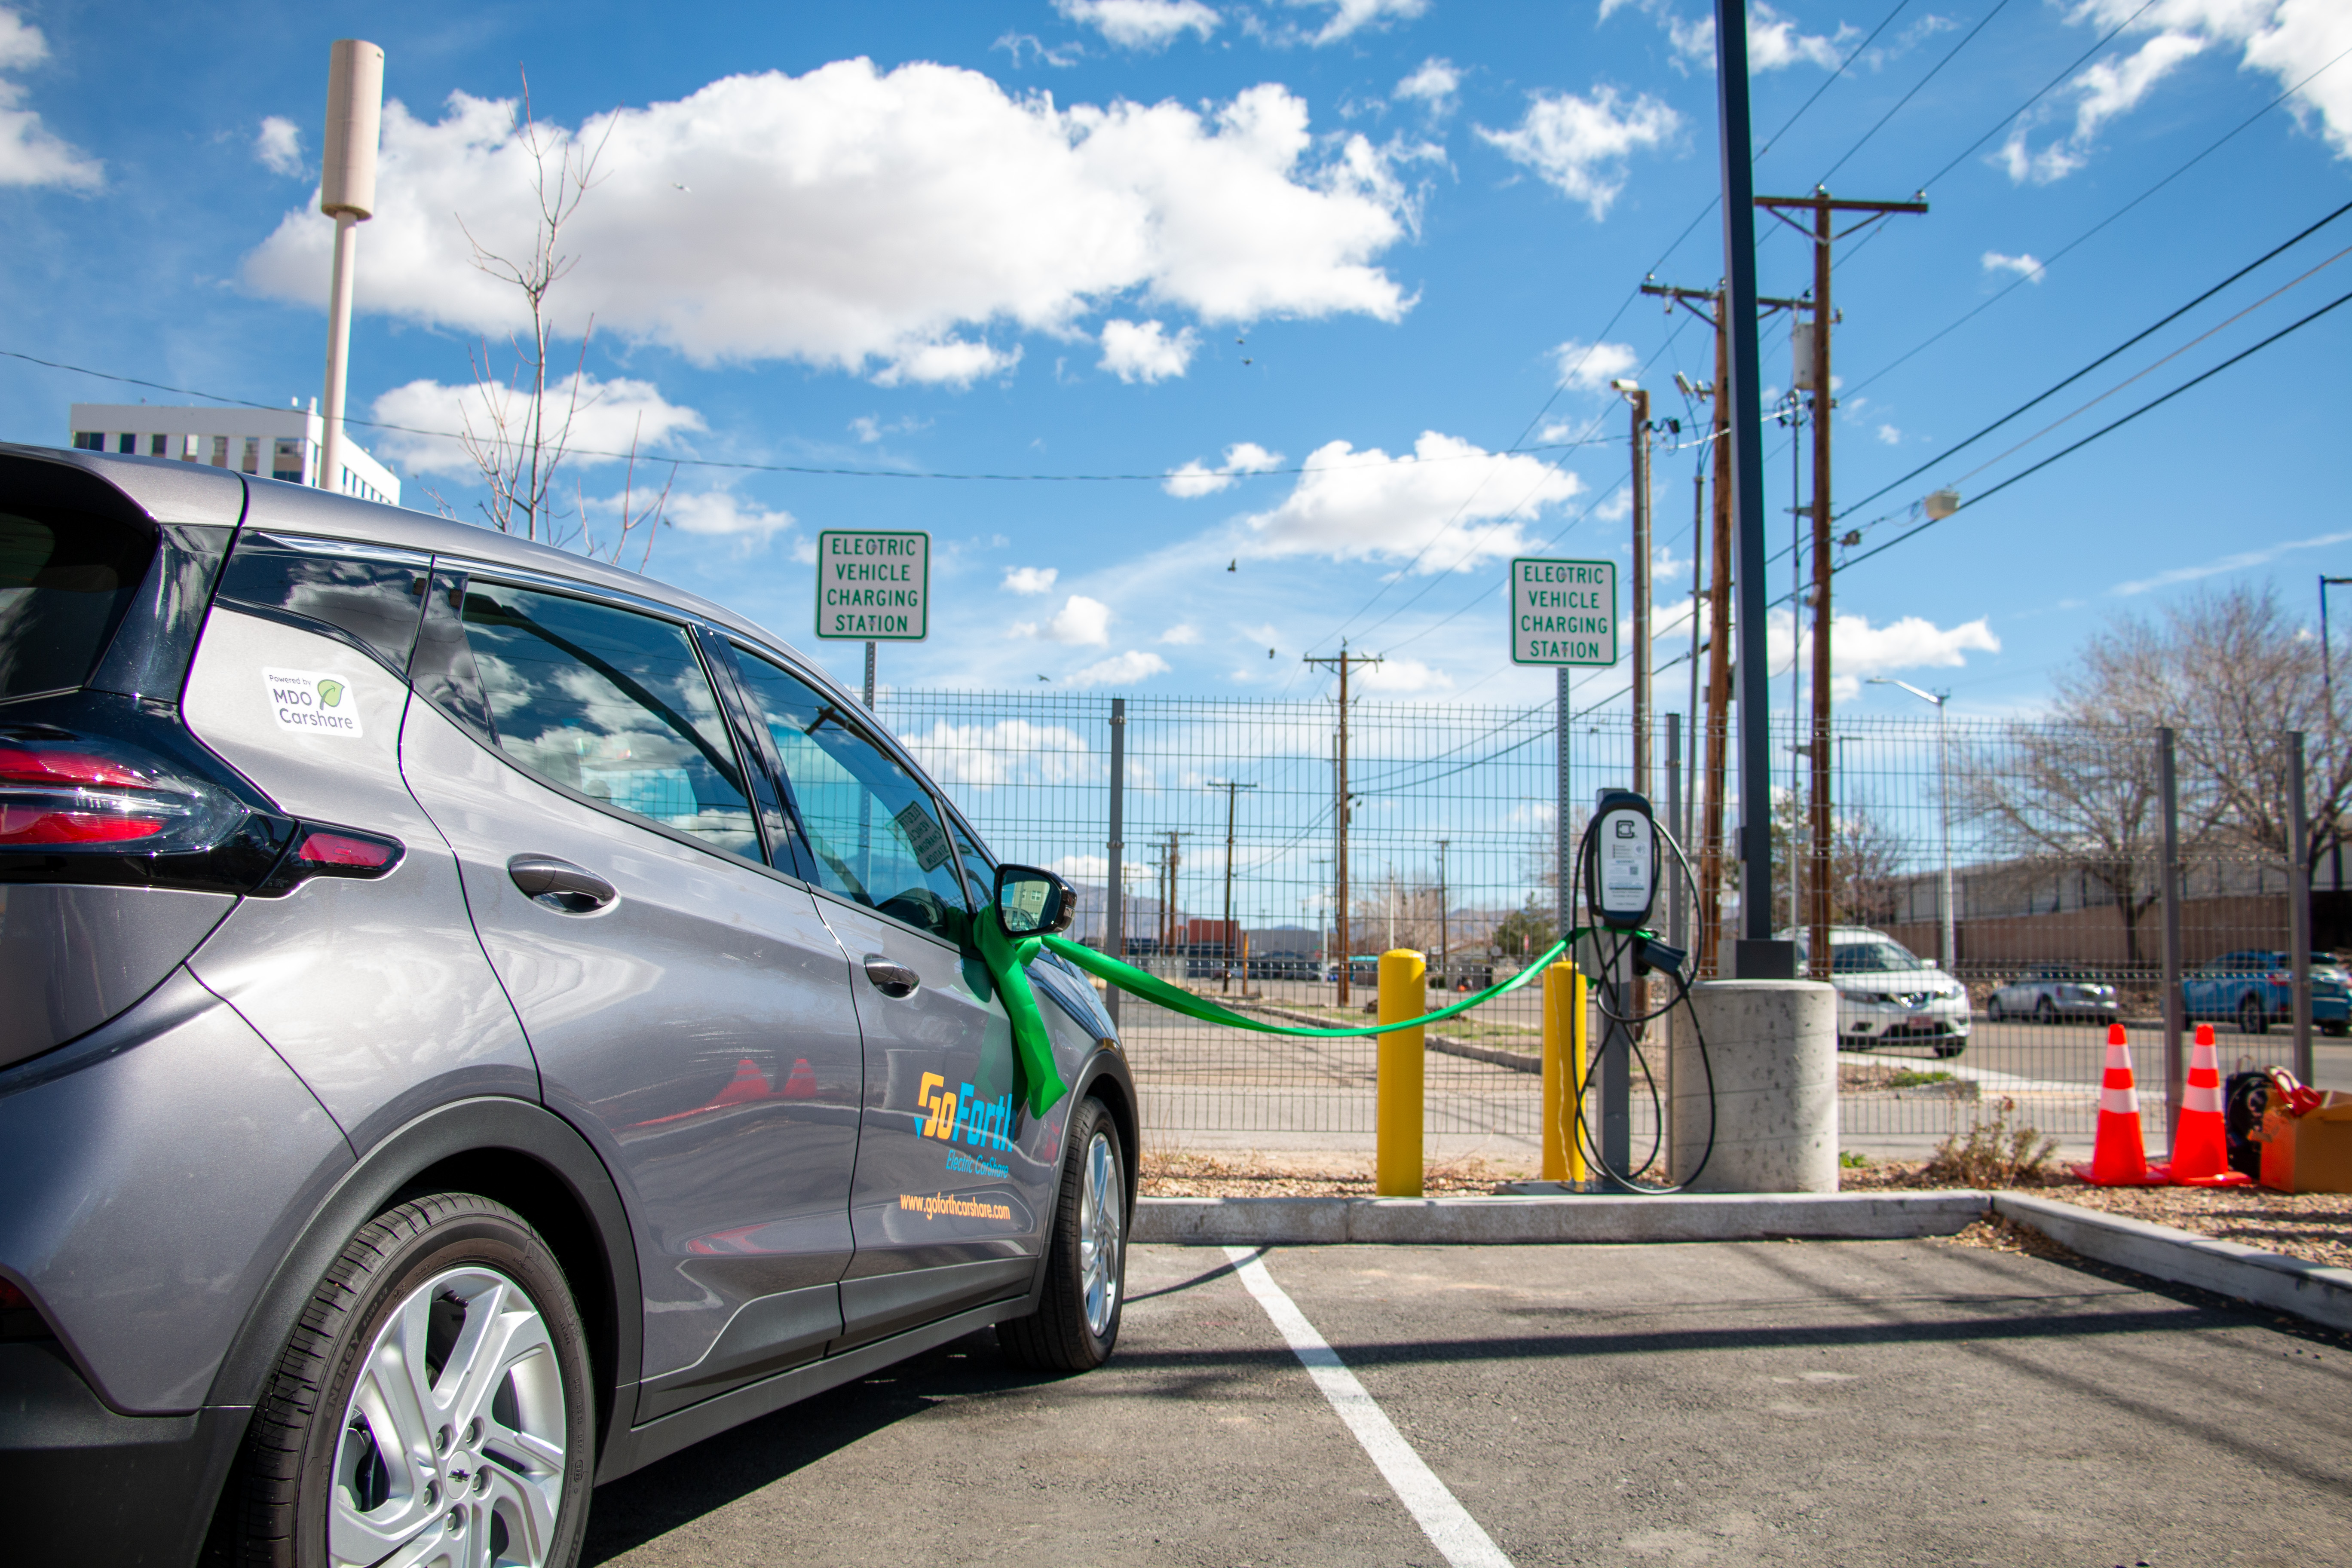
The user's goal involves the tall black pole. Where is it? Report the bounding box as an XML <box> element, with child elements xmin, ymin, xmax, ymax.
<box><xmin>1714</xmin><ymin>0</ymin><xmax>1787</xmax><ymax>974</ymax></box>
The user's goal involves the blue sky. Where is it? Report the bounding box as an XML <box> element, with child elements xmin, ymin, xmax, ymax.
<box><xmin>3</xmin><ymin>0</ymin><xmax>2347</xmax><ymax>723</ymax></box>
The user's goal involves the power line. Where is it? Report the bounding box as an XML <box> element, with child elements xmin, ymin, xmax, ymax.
<box><xmin>1845</xmin><ymin>40</ymin><xmax>2352</xmax><ymax>398</ymax></box>
<box><xmin>1815</xmin><ymin>0</ymin><xmax>2015</xmax><ymax>187</ymax></box>
<box><xmin>1755</xmin><ymin>0</ymin><xmax>1916</xmax><ymax>161</ymax></box>
<box><xmin>5</xmin><ymin>343</ymin><xmax>1620</xmax><ymax>483</ymax></box>
<box><xmin>1914</xmin><ymin>0</ymin><xmax>2159</xmax><ymax>192</ymax></box>
<box><xmin>1831</xmin><ymin>285</ymin><xmax>2352</xmax><ymax>576</ymax></box>
<box><xmin>1834</xmin><ymin>196</ymin><xmax>2352</xmax><ymax>523</ymax></box>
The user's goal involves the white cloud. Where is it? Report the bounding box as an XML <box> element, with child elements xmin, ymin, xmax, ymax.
<box><xmin>1650</xmin><ymin>4</ymin><xmax>1850</xmax><ymax>74</ymax></box>
<box><xmin>1014</xmin><ymin>594</ymin><xmax>1115</xmax><ymax>646</ymax></box>
<box><xmin>1357</xmin><ymin>655</ymin><xmax>1452</xmax><ymax>693</ymax></box>
<box><xmin>1055</xmin><ymin>0</ymin><xmax>1220</xmax><ymax>49</ymax></box>
<box><xmin>662</xmin><ymin>490</ymin><xmax>796</xmax><ymax>538</ymax></box>
<box><xmin>242</xmin><ymin>67</ymin><xmax>1417</xmax><ymax>382</ymax></box>
<box><xmin>1239</xmin><ymin>430</ymin><xmax>1583</xmax><ymax>570</ymax></box>
<box><xmin>366</xmin><ymin>373</ymin><xmax>705</xmax><ymax>477</ymax></box>
<box><xmin>1159</xmin><ymin>622</ymin><xmax>1202</xmax><ymax>643</ymax></box>
<box><xmin>1875</xmin><ymin>423</ymin><xmax>1902</xmax><ymax>445</ymax></box>
<box><xmin>1771</xmin><ymin>609</ymin><xmax>2000</xmax><ymax>700</ymax></box>
<box><xmin>1065</xmin><ymin>649</ymin><xmax>1172</xmax><ymax>688</ymax></box>
<box><xmin>255</xmin><ymin>116</ymin><xmax>303</xmax><ymax>177</ymax></box>
<box><xmin>2110</xmin><ymin>528</ymin><xmax>2352</xmax><ymax>596</ymax></box>
<box><xmin>1476</xmin><ymin>86</ymin><xmax>1680</xmax><ymax>219</ymax></box>
<box><xmin>1163</xmin><ymin>439</ymin><xmax>1284</xmax><ymax>497</ymax></box>
<box><xmin>1981</xmin><ymin>251</ymin><xmax>2044</xmax><ymax>284</ymax></box>
<box><xmin>1999</xmin><ymin>29</ymin><xmax>2208</xmax><ymax>182</ymax></box>
<box><xmin>1002</xmin><ymin>565</ymin><xmax>1060</xmax><ymax>594</ymax></box>
<box><xmin>901</xmin><ymin>718</ymin><xmax>1095</xmax><ymax>785</ymax></box>
<box><xmin>1099</xmin><ymin>318</ymin><xmax>1199</xmax><ymax>382</ymax></box>
<box><xmin>1289</xmin><ymin>0</ymin><xmax>1430</xmax><ymax>47</ymax></box>
<box><xmin>1395</xmin><ymin>56</ymin><xmax>1460</xmax><ymax>112</ymax></box>
<box><xmin>0</xmin><ymin>10</ymin><xmax>100</xmax><ymax>190</ymax></box>
<box><xmin>1553</xmin><ymin>337</ymin><xmax>1640</xmax><ymax>392</ymax></box>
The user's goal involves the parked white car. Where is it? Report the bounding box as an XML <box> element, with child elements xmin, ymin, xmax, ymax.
<box><xmin>1782</xmin><ymin>926</ymin><xmax>1971</xmax><ymax>1058</ymax></box>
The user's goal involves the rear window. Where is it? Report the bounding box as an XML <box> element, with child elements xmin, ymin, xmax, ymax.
<box><xmin>0</xmin><ymin>506</ymin><xmax>157</xmax><ymax>700</ymax></box>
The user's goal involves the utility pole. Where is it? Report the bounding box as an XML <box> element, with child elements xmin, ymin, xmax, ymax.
<box><xmin>1436</xmin><ymin>838</ymin><xmax>1450</xmax><ymax>991</ymax></box>
<box><xmin>1641</xmin><ymin>281</ymin><xmax>1803</xmax><ymax>972</ymax></box>
<box><xmin>1757</xmin><ymin>187</ymin><xmax>1928</xmax><ymax>978</ymax></box>
<box><xmin>1615</xmin><ymin>382</ymin><xmax>1655</xmax><ymax>800</ymax></box>
<box><xmin>1304</xmin><ymin>647</ymin><xmax>1381</xmax><ymax>1004</ymax></box>
<box><xmin>1210</xmin><ymin>780</ymin><xmax>1257</xmax><ymax>993</ymax></box>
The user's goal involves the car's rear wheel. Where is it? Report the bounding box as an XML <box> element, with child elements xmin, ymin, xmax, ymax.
<box><xmin>998</xmin><ymin>1096</ymin><xmax>1127</xmax><ymax>1373</ymax></box>
<box><xmin>1933</xmin><ymin>1041</ymin><xmax>1966</xmax><ymax>1059</ymax></box>
<box><xmin>2033</xmin><ymin>997</ymin><xmax>2055</xmax><ymax>1025</ymax></box>
<box><xmin>237</xmin><ymin>1193</ymin><xmax>596</xmax><ymax>1568</ymax></box>
<box><xmin>2239</xmin><ymin>995</ymin><xmax>2269</xmax><ymax>1036</ymax></box>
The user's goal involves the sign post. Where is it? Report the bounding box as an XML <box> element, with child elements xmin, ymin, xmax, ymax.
<box><xmin>815</xmin><ymin>530</ymin><xmax>930</xmax><ymax>706</ymax></box>
<box><xmin>1510</xmin><ymin>557</ymin><xmax>1624</xmax><ymax>1186</ymax></box>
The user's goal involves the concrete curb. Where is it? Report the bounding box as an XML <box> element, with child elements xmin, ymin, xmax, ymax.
<box><xmin>1994</xmin><ymin>1192</ymin><xmax>2352</xmax><ymax>1335</ymax></box>
<box><xmin>1133</xmin><ymin>1191</ymin><xmax>1991</xmax><ymax>1246</ymax></box>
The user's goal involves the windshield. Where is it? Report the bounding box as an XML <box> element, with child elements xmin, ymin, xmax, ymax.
<box><xmin>1831</xmin><ymin>940</ymin><xmax>1926</xmax><ymax>973</ymax></box>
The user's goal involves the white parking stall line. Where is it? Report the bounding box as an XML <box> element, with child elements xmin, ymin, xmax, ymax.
<box><xmin>1224</xmin><ymin>1246</ymin><xmax>1515</xmax><ymax>1568</ymax></box>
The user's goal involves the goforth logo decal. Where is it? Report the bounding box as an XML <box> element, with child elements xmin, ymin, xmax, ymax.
<box><xmin>916</xmin><ymin>1072</ymin><xmax>1014</xmax><ymax>1152</ymax></box>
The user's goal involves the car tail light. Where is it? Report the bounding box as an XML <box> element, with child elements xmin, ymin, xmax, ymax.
<box><xmin>252</xmin><ymin>824</ymin><xmax>405</xmax><ymax>895</ymax></box>
<box><xmin>0</xmin><ymin>1276</ymin><xmax>45</xmax><ymax>1341</ymax></box>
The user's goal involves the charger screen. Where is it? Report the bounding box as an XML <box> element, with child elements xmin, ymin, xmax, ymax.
<box><xmin>1597</xmin><ymin>809</ymin><xmax>1652</xmax><ymax>920</ymax></box>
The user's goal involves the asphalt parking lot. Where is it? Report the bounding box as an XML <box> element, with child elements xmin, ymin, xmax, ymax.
<box><xmin>584</xmin><ymin>1240</ymin><xmax>2352</xmax><ymax>1567</ymax></box>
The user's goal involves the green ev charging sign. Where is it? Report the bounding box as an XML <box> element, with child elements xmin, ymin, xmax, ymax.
<box><xmin>1509</xmin><ymin>557</ymin><xmax>1617</xmax><ymax>666</ymax></box>
<box><xmin>815</xmin><ymin>530</ymin><xmax>930</xmax><ymax>640</ymax></box>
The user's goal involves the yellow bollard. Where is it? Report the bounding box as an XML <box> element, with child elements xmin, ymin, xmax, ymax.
<box><xmin>1540</xmin><ymin>961</ymin><xmax>1589</xmax><ymax>1185</ymax></box>
<box><xmin>1375</xmin><ymin>949</ymin><xmax>1426</xmax><ymax>1196</ymax></box>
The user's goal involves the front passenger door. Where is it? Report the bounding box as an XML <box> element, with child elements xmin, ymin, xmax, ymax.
<box><xmin>726</xmin><ymin>647</ymin><xmax>1065</xmax><ymax>1344</ymax></box>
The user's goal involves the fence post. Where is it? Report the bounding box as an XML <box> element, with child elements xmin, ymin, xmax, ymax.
<box><xmin>2159</xmin><ymin>728</ymin><xmax>2184</xmax><ymax>1158</ymax></box>
<box><xmin>1665</xmin><ymin>714</ymin><xmax>1683</xmax><ymax>1182</ymax></box>
<box><xmin>2291</xmin><ymin>729</ymin><xmax>2312</xmax><ymax>1084</ymax></box>
<box><xmin>1375</xmin><ymin>949</ymin><xmax>1426</xmax><ymax>1196</ymax></box>
<box><xmin>1104</xmin><ymin>697</ymin><xmax>1125</xmax><ymax>1030</ymax></box>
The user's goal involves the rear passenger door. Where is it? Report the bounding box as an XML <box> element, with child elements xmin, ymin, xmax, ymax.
<box><xmin>398</xmin><ymin>572</ymin><xmax>864</xmax><ymax>1418</ymax></box>
<box><xmin>726</xmin><ymin>646</ymin><xmax>1063</xmax><ymax>1344</ymax></box>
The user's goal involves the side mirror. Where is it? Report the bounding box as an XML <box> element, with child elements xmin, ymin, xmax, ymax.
<box><xmin>993</xmin><ymin>864</ymin><xmax>1075</xmax><ymax>938</ymax></box>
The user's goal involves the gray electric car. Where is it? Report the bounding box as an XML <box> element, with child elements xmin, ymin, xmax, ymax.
<box><xmin>0</xmin><ymin>443</ymin><xmax>1136</xmax><ymax>1567</ymax></box>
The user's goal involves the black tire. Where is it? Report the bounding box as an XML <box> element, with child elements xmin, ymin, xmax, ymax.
<box><xmin>1933</xmin><ymin>1041</ymin><xmax>1966</xmax><ymax>1059</ymax></box>
<box><xmin>998</xmin><ymin>1096</ymin><xmax>1127</xmax><ymax>1373</ymax></box>
<box><xmin>2325</xmin><ymin>1022</ymin><xmax>2348</xmax><ymax>1038</ymax></box>
<box><xmin>237</xmin><ymin>1193</ymin><xmax>597</xmax><ymax>1568</ymax></box>
<box><xmin>2033</xmin><ymin>997</ymin><xmax>2056</xmax><ymax>1026</ymax></box>
<box><xmin>2239</xmin><ymin>995</ymin><xmax>2269</xmax><ymax>1036</ymax></box>
<box><xmin>1987</xmin><ymin>998</ymin><xmax>2005</xmax><ymax>1022</ymax></box>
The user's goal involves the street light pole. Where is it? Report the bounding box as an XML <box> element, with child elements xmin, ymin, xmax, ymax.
<box><xmin>1210</xmin><ymin>780</ymin><xmax>1256</xmax><ymax>993</ymax></box>
<box><xmin>1871</xmin><ymin>677</ymin><xmax>1954</xmax><ymax>970</ymax></box>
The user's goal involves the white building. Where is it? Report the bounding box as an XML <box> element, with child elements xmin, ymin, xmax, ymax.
<box><xmin>69</xmin><ymin>401</ymin><xmax>402</xmax><ymax>508</ymax></box>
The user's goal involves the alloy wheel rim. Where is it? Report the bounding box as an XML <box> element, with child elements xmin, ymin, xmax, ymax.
<box><xmin>1077</xmin><ymin>1130</ymin><xmax>1123</xmax><ymax>1339</ymax></box>
<box><xmin>328</xmin><ymin>1266</ymin><xmax>568</xmax><ymax>1568</ymax></box>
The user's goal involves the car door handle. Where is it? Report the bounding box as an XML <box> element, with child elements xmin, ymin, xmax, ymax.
<box><xmin>508</xmin><ymin>854</ymin><xmax>618</xmax><ymax>914</ymax></box>
<box><xmin>863</xmin><ymin>954</ymin><xmax>921</xmax><ymax>999</ymax></box>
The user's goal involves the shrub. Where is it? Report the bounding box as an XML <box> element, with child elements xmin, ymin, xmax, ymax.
<box><xmin>1927</xmin><ymin>1097</ymin><xmax>2059</xmax><ymax>1188</ymax></box>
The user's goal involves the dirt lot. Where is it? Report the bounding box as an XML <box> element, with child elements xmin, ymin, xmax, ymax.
<box><xmin>1139</xmin><ymin>1149</ymin><xmax>2352</xmax><ymax>1271</ymax></box>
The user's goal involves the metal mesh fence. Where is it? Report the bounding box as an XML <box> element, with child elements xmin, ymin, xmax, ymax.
<box><xmin>877</xmin><ymin>690</ymin><xmax>2337</xmax><ymax>1155</ymax></box>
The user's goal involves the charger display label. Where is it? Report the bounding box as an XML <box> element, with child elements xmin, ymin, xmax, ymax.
<box><xmin>1597</xmin><ymin>809</ymin><xmax>1652</xmax><ymax>919</ymax></box>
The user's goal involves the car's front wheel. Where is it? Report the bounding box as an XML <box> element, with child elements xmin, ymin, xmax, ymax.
<box><xmin>999</xmin><ymin>1096</ymin><xmax>1128</xmax><ymax>1373</ymax></box>
<box><xmin>2239</xmin><ymin>995</ymin><xmax>2269</xmax><ymax>1036</ymax></box>
<box><xmin>237</xmin><ymin>1193</ymin><xmax>597</xmax><ymax>1568</ymax></box>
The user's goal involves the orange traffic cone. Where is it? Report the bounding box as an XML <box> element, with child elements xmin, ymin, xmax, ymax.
<box><xmin>2161</xmin><ymin>1024</ymin><xmax>2251</xmax><ymax>1186</ymax></box>
<box><xmin>781</xmin><ymin>1057</ymin><xmax>819</xmax><ymax>1099</ymax></box>
<box><xmin>2069</xmin><ymin>1024</ymin><xmax>2168</xmax><ymax>1185</ymax></box>
<box><xmin>711</xmin><ymin>1057</ymin><xmax>772</xmax><ymax>1106</ymax></box>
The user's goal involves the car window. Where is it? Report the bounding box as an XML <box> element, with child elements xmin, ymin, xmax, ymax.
<box><xmin>0</xmin><ymin>504</ymin><xmax>156</xmax><ymax>699</ymax></box>
<box><xmin>944</xmin><ymin>815</ymin><xmax>995</xmax><ymax>912</ymax></box>
<box><xmin>1829</xmin><ymin>940</ymin><xmax>1923</xmax><ymax>973</ymax></box>
<box><xmin>458</xmin><ymin>583</ymin><xmax>760</xmax><ymax>859</ymax></box>
<box><xmin>728</xmin><ymin>647</ymin><xmax>972</xmax><ymax>942</ymax></box>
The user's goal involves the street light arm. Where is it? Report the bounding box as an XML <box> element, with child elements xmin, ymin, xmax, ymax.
<box><xmin>1868</xmin><ymin>674</ymin><xmax>1945</xmax><ymax>707</ymax></box>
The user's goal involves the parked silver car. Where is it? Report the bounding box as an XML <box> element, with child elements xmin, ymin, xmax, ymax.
<box><xmin>0</xmin><ymin>444</ymin><xmax>1137</xmax><ymax>1567</ymax></box>
<box><xmin>1986</xmin><ymin>966</ymin><xmax>2122</xmax><ymax>1024</ymax></box>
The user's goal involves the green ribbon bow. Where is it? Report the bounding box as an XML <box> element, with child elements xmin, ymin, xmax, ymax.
<box><xmin>1039</xmin><ymin>933</ymin><xmax>1575</xmax><ymax>1038</ymax></box>
<box><xmin>976</xmin><ymin>910</ymin><xmax>1070</xmax><ymax>1118</ymax></box>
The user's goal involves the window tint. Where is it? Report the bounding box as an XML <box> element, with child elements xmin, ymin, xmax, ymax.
<box><xmin>214</xmin><ymin>534</ymin><xmax>428</xmax><ymax>675</ymax></box>
<box><xmin>461</xmin><ymin>584</ymin><xmax>758</xmax><ymax>859</ymax></box>
<box><xmin>1829</xmin><ymin>940</ymin><xmax>1923</xmax><ymax>973</ymax></box>
<box><xmin>0</xmin><ymin>506</ymin><xmax>156</xmax><ymax>700</ymax></box>
<box><xmin>730</xmin><ymin>647</ymin><xmax>971</xmax><ymax>941</ymax></box>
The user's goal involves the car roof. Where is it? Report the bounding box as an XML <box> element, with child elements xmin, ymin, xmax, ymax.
<box><xmin>5</xmin><ymin>440</ymin><xmax>856</xmax><ymax>709</ymax></box>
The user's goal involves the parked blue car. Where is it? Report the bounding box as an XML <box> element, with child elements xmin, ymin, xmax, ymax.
<box><xmin>2180</xmin><ymin>950</ymin><xmax>2352</xmax><ymax>1035</ymax></box>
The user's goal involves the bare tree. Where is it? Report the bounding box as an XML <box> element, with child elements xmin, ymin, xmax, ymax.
<box><xmin>1962</xmin><ymin>725</ymin><xmax>2171</xmax><ymax>964</ymax></box>
<box><xmin>449</xmin><ymin>71</ymin><xmax>672</xmax><ymax>567</ymax></box>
